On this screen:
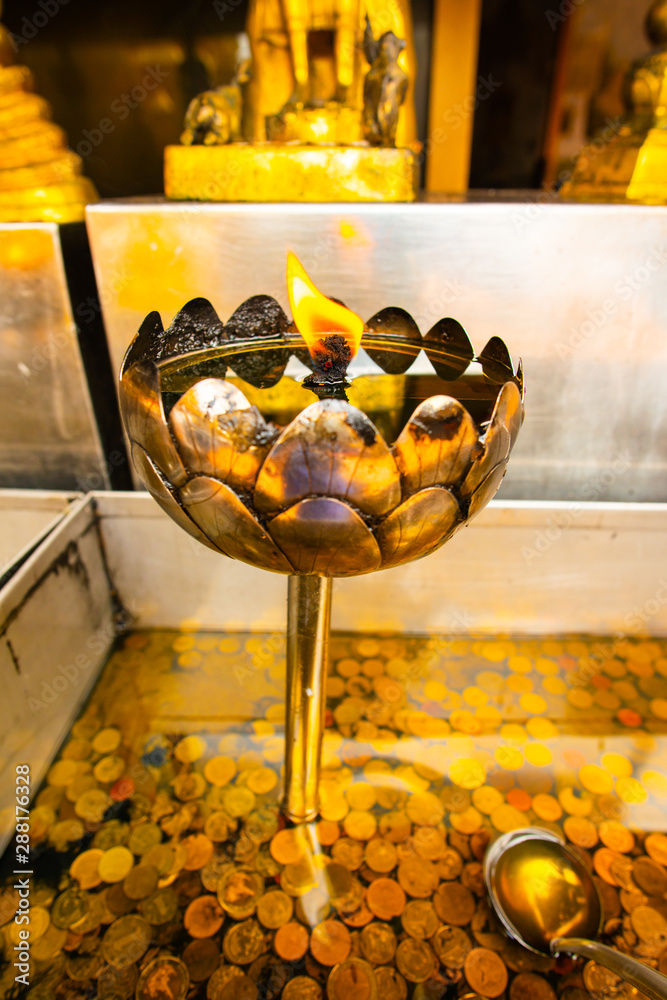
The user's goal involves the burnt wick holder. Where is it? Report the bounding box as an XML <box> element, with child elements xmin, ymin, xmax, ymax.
<box><xmin>119</xmin><ymin>258</ymin><xmax>524</xmax><ymax>823</ymax></box>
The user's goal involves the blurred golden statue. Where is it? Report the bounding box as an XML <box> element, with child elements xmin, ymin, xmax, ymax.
<box><xmin>562</xmin><ymin>0</ymin><xmax>667</xmax><ymax>204</ymax></box>
<box><xmin>165</xmin><ymin>0</ymin><xmax>418</xmax><ymax>202</ymax></box>
<box><xmin>0</xmin><ymin>4</ymin><xmax>96</xmax><ymax>222</ymax></box>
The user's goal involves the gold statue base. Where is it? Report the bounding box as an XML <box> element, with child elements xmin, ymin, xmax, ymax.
<box><xmin>560</xmin><ymin>126</ymin><xmax>667</xmax><ymax>204</ymax></box>
<box><xmin>164</xmin><ymin>144</ymin><xmax>418</xmax><ymax>203</ymax></box>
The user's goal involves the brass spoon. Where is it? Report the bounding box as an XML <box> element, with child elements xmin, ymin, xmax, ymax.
<box><xmin>484</xmin><ymin>828</ymin><xmax>667</xmax><ymax>1000</ymax></box>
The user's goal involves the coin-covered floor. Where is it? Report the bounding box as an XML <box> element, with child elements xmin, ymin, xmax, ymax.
<box><xmin>3</xmin><ymin>630</ymin><xmax>667</xmax><ymax>1000</ymax></box>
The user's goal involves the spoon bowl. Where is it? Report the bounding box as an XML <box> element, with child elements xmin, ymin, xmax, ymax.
<box><xmin>484</xmin><ymin>828</ymin><xmax>667</xmax><ymax>1000</ymax></box>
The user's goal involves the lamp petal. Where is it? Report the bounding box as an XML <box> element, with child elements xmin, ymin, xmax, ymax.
<box><xmin>393</xmin><ymin>396</ymin><xmax>481</xmax><ymax>496</ymax></box>
<box><xmin>131</xmin><ymin>444</ymin><xmax>222</xmax><ymax>553</ymax></box>
<box><xmin>180</xmin><ymin>476</ymin><xmax>293</xmax><ymax>574</ymax></box>
<box><xmin>268</xmin><ymin>497</ymin><xmax>382</xmax><ymax>577</ymax></box>
<box><xmin>254</xmin><ymin>398</ymin><xmax>401</xmax><ymax>516</ymax></box>
<box><xmin>376</xmin><ymin>488</ymin><xmax>461</xmax><ymax>568</ymax></box>
<box><xmin>459</xmin><ymin>381</ymin><xmax>522</xmax><ymax>506</ymax></box>
<box><xmin>423</xmin><ymin>317</ymin><xmax>473</xmax><ymax>380</ymax></box>
<box><xmin>120</xmin><ymin>361</ymin><xmax>187</xmax><ymax>487</ymax></box>
<box><xmin>365</xmin><ymin>306</ymin><xmax>422</xmax><ymax>374</ymax></box>
<box><xmin>169</xmin><ymin>379</ymin><xmax>278</xmax><ymax>490</ymax></box>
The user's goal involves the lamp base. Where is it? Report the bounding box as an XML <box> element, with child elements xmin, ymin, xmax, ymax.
<box><xmin>164</xmin><ymin>143</ymin><xmax>418</xmax><ymax>203</ymax></box>
<box><xmin>560</xmin><ymin>126</ymin><xmax>667</xmax><ymax>205</ymax></box>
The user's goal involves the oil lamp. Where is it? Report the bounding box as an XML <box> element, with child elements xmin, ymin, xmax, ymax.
<box><xmin>119</xmin><ymin>255</ymin><xmax>524</xmax><ymax>822</ymax></box>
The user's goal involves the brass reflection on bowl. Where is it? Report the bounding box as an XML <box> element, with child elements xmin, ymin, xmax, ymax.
<box><xmin>119</xmin><ymin>297</ymin><xmax>524</xmax><ymax>577</ymax></box>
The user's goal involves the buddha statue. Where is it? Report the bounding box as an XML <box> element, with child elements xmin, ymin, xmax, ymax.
<box><xmin>561</xmin><ymin>0</ymin><xmax>667</xmax><ymax>203</ymax></box>
<box><xmin>164</xmin><ymin>0</ymin><xmax>418</xmax><ymax>202</ymax></box>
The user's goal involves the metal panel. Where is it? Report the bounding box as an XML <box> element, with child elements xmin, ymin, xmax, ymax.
<box><xmin>0</xmin><ymin>497</ymin><xmax>115</xmax><ymax>848</ymax></box>
<box><xmin>93</xmin><ymin>492</ymin><xmax>667</xmax><ymax>638</ymax></box>
<box><xmin>0</xmin><ymin>223</ymin><xmax>110</xmax><ymax>490</ymax></box>
<box><xmin>86</xmin><ymin>199</ymin><xmax>667</xmax><ymax>502</ymax></box>
<box><xmin>0</xmin><ymin>489</ymin><xmax>79</xmax><ymax>585</ymax></box>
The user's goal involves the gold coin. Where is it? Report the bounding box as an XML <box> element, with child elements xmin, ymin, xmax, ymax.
<box><xmin>66</xmin><ymin>949</ymin><xmax>105</xmax><ymax>981</ymax></box>
<box><xmin>374</xmin><ymin>967</ymin><xmax>407</xmax><ymax>1000</ymax></box>
<box><xmin>204</xmin><ymin>755</ymin><xmax>237</xmax><ymax>787</ymax></box>
<box><xmin>256</xmin><ymin>889</ymin><xmax>293</xmax><ymax>929</ymax></box>
<box><xmin>412</xmin><ymin>827</ymin><xmax>446</xmax><ymax>861</ymax></box>
<box><xmin>280</xmin><ymin>857</ymin><xmax>318</xmax><ymax>897</ymax></box>
<box><xmin>331</xmin><ymin>838</ymin><xmax>364</xmax><ymax>871</ymax></box>
<box><xmin>366</xmin><ymin>878</ymin><xmax>406</xmax><ymax>920</ymax></box>
<box><xmin>397</xmin><ymin>857</ymin><xmax>438</xmax><ymax>899</ymax></box>
<box><xmin>98</xmin><ymin>845</ymin><xmax>135</xmax><ymax>883</ymax></box>
<box><xmin>182</xmin><ymin>833</ymin><xmax>215</xmax><ymax>870</ymax></box>
<box><xmin>310</xmin><ymin>919</ymin><xmax>351</xmax><ymax>966</ymax></box>
<box><xmin>205</xmin><ymin>811</ymin><xmax>232</xmax><ymax>843</ymax></box>
<box><xmin>222</xmin><ymin>918</ymin><xmax>265</xmax><ymax>964</ymax></box>
<box><xmin>433</xmin><ymin>882</ymin><xmax>475</xmax><ymax>926</ymax></box>
<box><xmin>432</xmin><ymin>925</ymin><xmax>473</xmax><ymax>969</ymax></box>
<box><xmin>218</xmin><ymin>974</ymin><xmax>258</xmax><ymax>1000</ymax></box>
<box><xmin>69</xmin><ymin>890</ymin><xmax>108</xmax><ymax>934</ymax></box>
<box><xmin>246</xmin><ymin>807</ymin><xmax>280</xmax><ymax>844</ymax></box>
<box><xmin>74</xmin><ymin>788</ymin><xmax>112</xmax><ymax>823</ymax></box>
<box><xmin>630</xmin><ymin>905</ymin><xmax>667</xmax><ymax>947</ymax></box>
<box><xmin>94</xmin><ymin>755</ymin><xmax>126</xmax><ymax>784</ymax></box>
<box><xmin>218</xmin><ymin>866</ymin><xmax>264</xmax><ymax>919</ymax></box>
<box><xmin>633</xmin><ymin>857</ymin><xmax>667</xmax><ymax>896</ymax></box>
<box><xmin>139</xmin><ymin>887</ymin><xmax>180</xmax><ymax>925</ymax></box>
<box><xmin>563</xmin><ymin>816</ymin><xmax>598</xmax><ymax>850</ymax></box>
<box><xmin>598</xmin><ymin>821</ymin><xmax>635</xmax><ymax>854</ymax></box>
<box><xmin>343</xmin><ymin>810</ymin><xmax>378</xmax><ymax>841</ymax></box>
<box><xmin>274</xmin><ymin>921</ymin><xmax>310</xmax><ymax>961</ymax></box>
<box><xmin>282</xmin><ymin>976</ymin><xmax>323</xmax><ymax>1000</ymax></box>
<box><xmin>106</xmin><ymin>882</ymin><xmax>136</xmax><ymax>916</ymax></box>
<box><xmin>224</xmin><ymin>786</ymin><xmax>256</xmax><ymax>818</ymax></box>
<box><xmin>97</xmin><ymin>962</ymin><xmax>139</xmax><ymax>999</ymax></box>
<box><xmin>326</xmin><ymin>958</ymin><xmax>378</xmax><ymax>1000</ymax></box>
<box><xmin>47</xmin><ymin>759</ymin><xmax>80</xmax><ymax>787</ymax></box>
<box><xmin>127</xmin><ymin>821</ymin><xmax>162</xmax><ymax>856</ymax></box>
<box><xmin>31</xmin><ymin>922</ymin><xmax>68</xmax><ymax>961</ymax></box>
<box><xmin>94</xmin><ymin>820</ymin><xmax>130</xmax><ymax>851</ymax></box>
<box><xmin>174</xmin><ymin>772</ymin><xmax>207</xmax><ymax>801</ymax></box>
<box><xmin>437</xmin><ymin>847</ymin><xmax>464</xmax><ymax>880</ymax></box>
<box><xmin>401</xmin><ymin>900</ymin><xmax>441</xmax><ymax>940</ymax></box>
<box><xmin>647</xmin><ymin>833</ymin><xmax>667</xmax><ymax>867</ymax></box>
<box><xmin>464</xmin><ymin>948</ymin><xmax>508</xmax><ymax>998</ymax></box>
<box><xmin>102</xmin><ymin>914</ymin><xmax>152</xmax><ymax>969</ymax></box>
<box><xmin>201</xmin><ymin>856</ymin><xmax>234</xmax><ymax>892</ymax></box>
<box><xmin>509</xmin><ymin>973</ymin><xmax>557</xmax><ymax>1000</ymax></box>
<box><xmin>364</xmin><ymin>838</ymin><xmax>397</xmax><ymax>874</ymax></box>
<box><xmin>183</xmin><ymin>938</ymin><xmax>220</xmax><ymax>982</ymax></box>
<box><xmin>394</xmin><ymin>938</ymin><xmax>436</xmax><ymax>983</ymax></box>
<box><xmin>246</xmin><ymin>768</ymin><xmax>278</xmax><ymax>794</ymax></box>
<box><xmin>143</xmin><ymin>843</ymin><xmax>177</xmax><ymax>876</ymax></box>
<box><xmin>92</xmin><ymin>726</ymin><xmax>122</xmax><ymax>754</ymax></box>
<box><xmin>184</xmin><ymin>894</ymin><xmax>226</xmax><ymax>938</ymax></box>
<box><xmin>123</xmin><ymin>864</ymin><xmax>159</xmax><ymax>900</ymax></box>
<box><xmin>51</xmin><ymin>887</ymin><xmax>90</xmax><ymax>929</ymax></box>
<box><xmin>136</xmin><ymin>956</ymin><xmax>190</xmax><ymax>1000</ymax></box>
<box><xmin>270</xmin><ymin>827</ymin><xmax>308</xmax><ymax>865</ymax></box>
<box><xmin>175</xmin><ymin>735</ymin><xmax>207</xmax><ymax>762</ymax></box>
<box><xmin>359</xmin><ymin>921</ymin><xmax>397</xmax><ymax>964</ymax></box>
<box><xmin>69</xmin><ymin>849</ymin><xmax>104</xmax><ymax>890</ymax></box>
<box><xmin>207</xmin><ymin>966</ymin><xmax>246</xmax><ymax>1000</ymax></box>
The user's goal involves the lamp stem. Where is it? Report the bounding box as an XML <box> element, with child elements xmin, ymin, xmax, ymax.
<box><xmin>283</xmin><ymin>574</ymin><xmax>332</xmax><ymax>822</ymax></box>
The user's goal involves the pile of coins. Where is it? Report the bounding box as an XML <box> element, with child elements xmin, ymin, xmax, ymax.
<box><xmin>2</xmin><ymin>629</ymin><xmax>667</xmax><ymax>1000</ymax></box>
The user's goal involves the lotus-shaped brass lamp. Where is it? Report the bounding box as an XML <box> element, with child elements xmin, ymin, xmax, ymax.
<box><xmin>119</xmin><ymin>255</ymin><xmax>524</xmax><ymax>822</ymax></box>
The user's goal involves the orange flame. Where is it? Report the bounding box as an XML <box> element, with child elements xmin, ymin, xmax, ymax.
<box><xmin>286</xmin><ymin>252</ymin><xmax>364</xmax><ymax>365</ymax></box>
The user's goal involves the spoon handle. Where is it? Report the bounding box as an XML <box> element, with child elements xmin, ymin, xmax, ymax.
<box><xmin>552</xmin><ymin>937</ymin><xmax>667</xmax><ymax>1000</ymax></box>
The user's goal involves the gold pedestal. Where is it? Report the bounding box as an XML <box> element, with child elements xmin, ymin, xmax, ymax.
<box><xmin>164</xmin><ymin>144</ymin><xmax>418</xmax><ymax>203</ymax></box>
